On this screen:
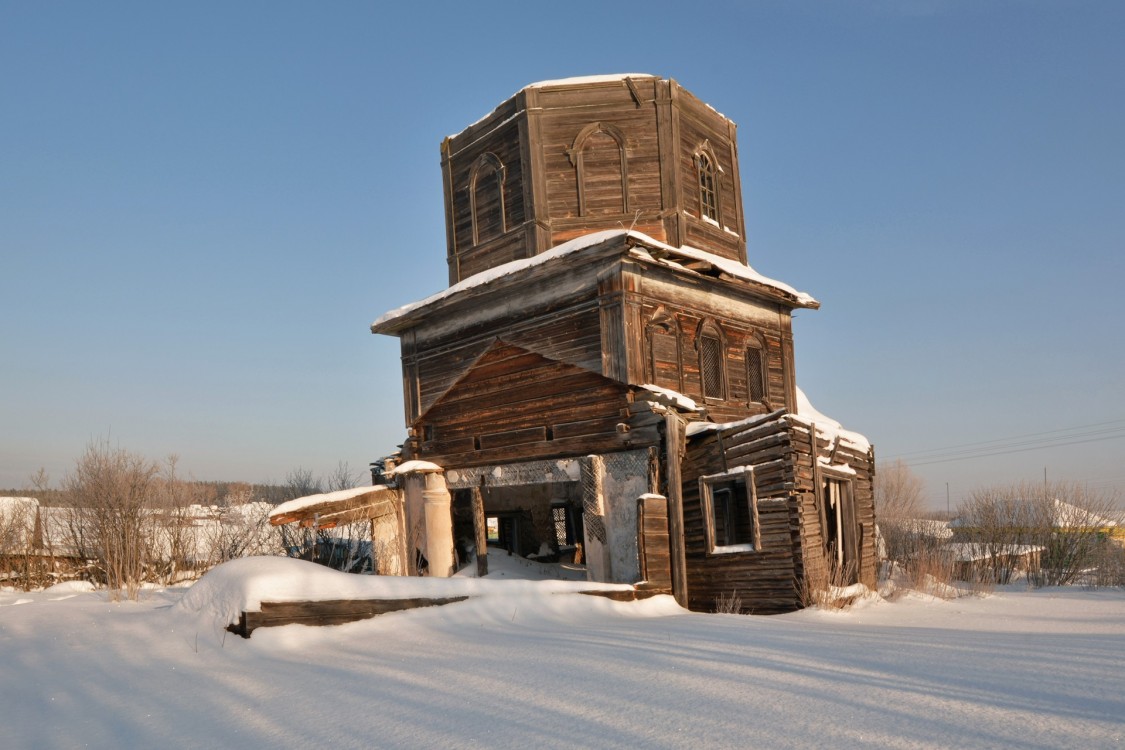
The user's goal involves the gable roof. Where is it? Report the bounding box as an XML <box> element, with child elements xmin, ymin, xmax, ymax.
<box><xmin>415</xmin><ymin>339</ymin><xmax>626</xmax><ymax>425</ymax></box>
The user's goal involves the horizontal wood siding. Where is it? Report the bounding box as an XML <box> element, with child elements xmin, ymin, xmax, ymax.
<box><xmin>408</xmin><ymin>299</ymin><xmax>604</xmax><ymax>421</ymax></box>
<box><xmin>675</xmin><ymin>93</ymin><xmax>744</xmax><ymax>263</ymax></box>
<box><xmin>445</xmin><ymin>116</ymin><xmax>528</xmax><ymax>284</ymax></box>
<box><xmin>415</xmin><ymin>342</ymin><xmax>648</xmax><ymax>467</ymax></box>
<box><xmin>790</xmin><ymin>422</ymin><xmax>878</xmax><ymax>591</ymax></box>
<box><xmin>681</xmin><ymin>413</ymin><xmax>803</xmax><ymax>614</ymax></box>
<box><xmin>632</xmin><ymin>293</ymin><xmax>791</xmax><ymax>422</ymax></box>
<box><xmin>679</xmin><ymin>414</ymin><xmax>876</xmax><ymax>614</ymax></box>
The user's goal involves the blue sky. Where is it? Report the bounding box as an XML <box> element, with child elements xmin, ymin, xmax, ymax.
<box><xmin>3</xmin><ymin>1</ymin><xmax>1123</xmax><ymax>507</ymax></box>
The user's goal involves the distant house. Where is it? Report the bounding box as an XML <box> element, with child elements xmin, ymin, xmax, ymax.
<box><xmin>277</xmin><ymin>75</ymin><xmax>878</xmax><ymax>614</ymax></box>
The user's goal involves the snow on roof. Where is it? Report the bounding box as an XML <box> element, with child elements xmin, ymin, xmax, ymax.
<box><xmin>372</xmin><ymin>229</ymin><xmax>626</xmax><ymax>330</ymax></box>
<box><xmin>685</xmin><ymin>410</ymin><xmax>781</xmax><ymax>438</ymax></box>
<box><xmin>683</xmin><ymin>388</ymin><xmax>871</xmax><ymax>453</ymax></box>
<box><xmin>0</xmin><ymin>496</ymin><xmax>38</xmax><ymax>515</ymax></box>
<box><xmin>793</xmin><ymin>387</ymin><xmax>871</xmax><ymax>453</ymax></box>
<box><xmin>387</xmin><ymin>460</ymin><xmax>444</xmax><ymax>476</ymax></box>
<box><xmin>628</xmin><ymin>242</ymin><xmax>818</xmax><ymax>307</ymax></box>
<box><xmin>526</xmin><ymin>73</ymin><xmax>657</xmax><ymax>89</ymax></box>
<box><xmin>372</xmin><ymin>230</ymin><xmax>816</xmax><ymax>331</ymax></box>
<box><xmin>269</xmin><ymin>486</ymin><xmax>384</xmax><ymax>521</ymax></box>
<box><xmin>638</xmin><ymin>384</ymin><xmax>699</xmax><ymax>413</ymax></box>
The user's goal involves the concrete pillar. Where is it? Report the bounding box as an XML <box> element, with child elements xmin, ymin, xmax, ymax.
<box><xmin>422</xmin><ymin>472</ymin><xmax>455</xmax><ymax>577</ymax></box>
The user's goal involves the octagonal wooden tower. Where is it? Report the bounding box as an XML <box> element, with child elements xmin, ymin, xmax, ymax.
<box><xmin>442</xmin><ymin>74</ymin><xmax>747</xmax><ymax>285</ymax></box>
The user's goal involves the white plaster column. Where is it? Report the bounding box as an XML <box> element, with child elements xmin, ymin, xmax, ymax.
<box><xmin>422</xmin><ymin>471</ymin><xmax>455</xmax><ymax>577</ymax></box>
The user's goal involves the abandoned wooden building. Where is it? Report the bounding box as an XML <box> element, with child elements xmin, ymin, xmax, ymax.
<box><xmin>277</xmin><ymin>74</ymin><xmax>876</xmax><ymax>614</ymax></box>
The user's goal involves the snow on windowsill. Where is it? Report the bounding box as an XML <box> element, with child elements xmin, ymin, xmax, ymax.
<box><xmin>710</xmin><ymin>543</ymin><xmax>757</xmax><ymax>555</ymax></box>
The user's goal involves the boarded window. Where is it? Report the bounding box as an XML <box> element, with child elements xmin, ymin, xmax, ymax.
<box><xmin>648</xmin><ymin>326</ymin><xmax>681</xmax><ymax>391</ymax></box>
<box><xmin>470</xmin><ymin>154</ymin><xmax>505</xmax><ymax>244</ymax></box>
<box><xmin>700</xmin><ymin>468</ymin><xmax>760</xmax><ymax>553</ymax></box>
<box><xmin>697</xmin><ymin>152</ymin><xmax>718</xmax><ymax>222</ymax></box>
<box><xmin>700</xmin><ymin>331</ymin><xmax>724</xmax><ymax>400</ymax></box>
<box><xmin>579</xmin><ymin>130</ymin><xmax>627</xmax><ymax>215</ymax></box>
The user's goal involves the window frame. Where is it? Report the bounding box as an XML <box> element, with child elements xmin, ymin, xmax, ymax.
<box><xmin>468</xmin><ymin>152</ymin><xmax>506</xmax><ymax>245</ymax></box>
<box><xmin>746</xmin><ymin>336</ymin><xmax>769</xmax><ymax>407</ymax></box>
<box><xmin>694</xmin><ymin>144</ymin><xmax>721</xmax><ymax>225</ymax></box>
<box><xmin>697</xmin><ymin>320</ymin><xmax>726</xmax><ymax>402</ymax></box>
<box><xmin>817</xmin><ymin>466</ymin><xmax>859</xmax><ymax>581</ymax></box>
<box><xmin>567</xmin><ymin>121</ymin><xmax>630</xmax><ymax>217</ymax></box>
<box><xmin>699</xmin><ymin>466</ymin><xmax>760</xmax><ymax>555</ymax></box>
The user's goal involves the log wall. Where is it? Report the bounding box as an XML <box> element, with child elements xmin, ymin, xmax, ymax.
<box><xmin>679</xmin><ymin>412</ymin><xmax>877</xmax><ymax>614</ymax></box>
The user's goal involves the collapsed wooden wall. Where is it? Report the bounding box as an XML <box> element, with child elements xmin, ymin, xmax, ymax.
<box><xmin>679</xmin><ymin>412</ymin><xmax>876</xmax><ymax>614</ymax></box>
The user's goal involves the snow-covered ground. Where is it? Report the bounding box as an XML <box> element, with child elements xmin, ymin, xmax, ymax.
<box><xmin>2</xmin><ymin>560</ymin><xmax>1123</xmax><ymax>749</ymax></box>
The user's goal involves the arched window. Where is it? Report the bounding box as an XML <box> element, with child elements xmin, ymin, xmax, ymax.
<box><xmin>746</xmin><ymin>337</ymin><xmax>768</xmax><ymax>406</ymax></box>
<box><xmin>697</xmin><ymin>320</ymin><xmax>726</xmax><ymax>401</ymax></box>
<box><xmin>469</xmin><ymin>152</ymin><xmax>506</xmax><ymax>245</ymax></box>
<box><xmin>695</xmin><ymin>144</ymin><xmax>720</xmax><ymax>223</ymax></box>
<box><xmin>568</xmin><ymin>122</ymin><xmax>629</xmax><ymax>216</ymax></box>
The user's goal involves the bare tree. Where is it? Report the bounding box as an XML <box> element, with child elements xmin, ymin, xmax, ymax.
<box><xmin>0</xmin><ymin>496</ymin><xmax>37</xmax><ymax>590</ymax></box>
<box><xmin>956</xmin><ymin>481</ymin><xmax>1120</xmax><ymax>586</ymax></box>
<box><xmin>327</xmin><ymin>461</ymin><xmax>361</xmax><ymax>492</ymax></box>
<box><xmin>874</xmin><ymin>460</ymin><xmax>925</xmax><ymax>522</ymax></box>
<box><xmin>873</xmin><ymin>460</ymin><xmax>950</xmax><ymax>587</ymax></box>
<box><xmin>62</xmin><ymin>440</ymin><xmax>157</xmax><ymax>600</ymax></box>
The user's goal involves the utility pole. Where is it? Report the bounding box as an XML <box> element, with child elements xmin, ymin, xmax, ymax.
<box><xmin>946</xmin><ymin>482</ymin><xmax>950</xmax><ymax>517</ymax></box>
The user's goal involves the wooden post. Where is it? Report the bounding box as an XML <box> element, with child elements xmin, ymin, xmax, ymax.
<box><xmin>472</xmin><ymin>483</ymin><xmax>488</xmax><ymax>577</ymax></box>
<box><xmin>663</xmin><ymin>412</ymin><xmax>689</xmax><ymax>607</ymax></box>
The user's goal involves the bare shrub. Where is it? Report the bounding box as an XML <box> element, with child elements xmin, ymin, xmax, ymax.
<box><xmin>62</xmin><ymin>440</ymin><xmax>158</xmax><ymax>600</ymax></box>
<box><xmin>800</xmin><ymin>561</ymin><xmax>869</xmax><ymax>610</ymax></box>
<box><xmin>713</xmin><ymin>590</ymin><xmax>743</xmax><ymax>614</ymax></box>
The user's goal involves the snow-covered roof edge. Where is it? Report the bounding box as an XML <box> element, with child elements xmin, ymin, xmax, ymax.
<box><xmin>453</xmin><ymin>75</ymin><xmax>661</xmax><ymax>139</ymax></box>
<box><xmin>527</xmin><ymin>73</ymin><xmax>657</xmax><ymax>89</ymax></box>
<box><xmin>683</xmin><ymin>387</ymin><xmax>871</xmax><ymax>454</ymax></box>
<box><xmin>269</xmin><ymin>485</ymin><xmax>385</xmax><ymax>521</ymax></box>
<box><xmin>372</xmin><ymin>230</ymin><xmax>817</xmax><ymax>332</ymax></box>
<box><xmin>791</xmin><ymin>387</ymin><xmax>871</xmax><ymax>453</ymax></box>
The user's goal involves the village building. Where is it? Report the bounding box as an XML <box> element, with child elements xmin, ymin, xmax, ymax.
<box><xmin>274</xmin><ymin>74</ymin><xmax>877</xmax><ymax>614</ymax></box>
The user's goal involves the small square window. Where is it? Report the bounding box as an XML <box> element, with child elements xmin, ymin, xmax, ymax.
<box><xmin>699</xmin><ymin>467</ymin><xmax>760</xmax><ymax>554</ymax></box>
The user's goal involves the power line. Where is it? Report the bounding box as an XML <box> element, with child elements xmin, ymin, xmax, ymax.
<box><xmin>883</xmin><ymin>418</ymin><xmax>1125</xmax><ymax>464</ymax></box>
<box><xmin>906</xmin><ymin>433</ymin><xmax>1125</xmax><ymax>467</ymax></box>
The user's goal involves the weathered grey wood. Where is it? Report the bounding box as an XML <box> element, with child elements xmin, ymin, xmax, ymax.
<box><xmin>472</xmin><ymin>485</ymin><xmax>487</xmax><ymax>577</ymax></box>
<box><xmin>229</xmin><ymin>596</ymin><xmax>471</xmax><ymax>638</ymax></box>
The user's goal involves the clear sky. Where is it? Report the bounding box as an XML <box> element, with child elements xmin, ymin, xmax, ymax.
<box><xmin>3</xmin><ymin>1</ymin><xmax>1123</xmax><ymax>507</ymax></box>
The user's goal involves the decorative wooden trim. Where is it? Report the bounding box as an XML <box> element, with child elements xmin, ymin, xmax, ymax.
<box><xmin>567</xmin><ymin>121</ymin><xmax>630</xmax><ymax>216</ymax></box>
<box><xmin>468</xmin><ymin>152</ymin><xmax>506</xmax><ymax>246</ymax></box>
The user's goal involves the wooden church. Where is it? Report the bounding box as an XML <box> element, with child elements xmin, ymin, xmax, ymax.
<box><xmin>367</xmin><ymin>74</ymin><xmax>876</xmax><ymax>614</ymax></box>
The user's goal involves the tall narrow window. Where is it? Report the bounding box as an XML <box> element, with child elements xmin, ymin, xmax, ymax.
<box><xmin>469</xmin><ymin>153</ymin><xmax>506</xmax><ymax>245</ymax></box>
<box><xmin>646</xmin><ymin>308</ymin><xmax>682</xmax><ymax>392</ymax></box>
<box><xmin>697</xmin><ymin>152</ymin><xmax>718</xmax><ymax>222</ymax></box>
<box><xmin>698</xmin><ymin>322</ymin><xmax>725</xmax><ymax>401</ymax></box>
<box><xmin>747</xmin><ymin>341</ymin><xmax>767</xmax><ymax>405</ymax></box>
